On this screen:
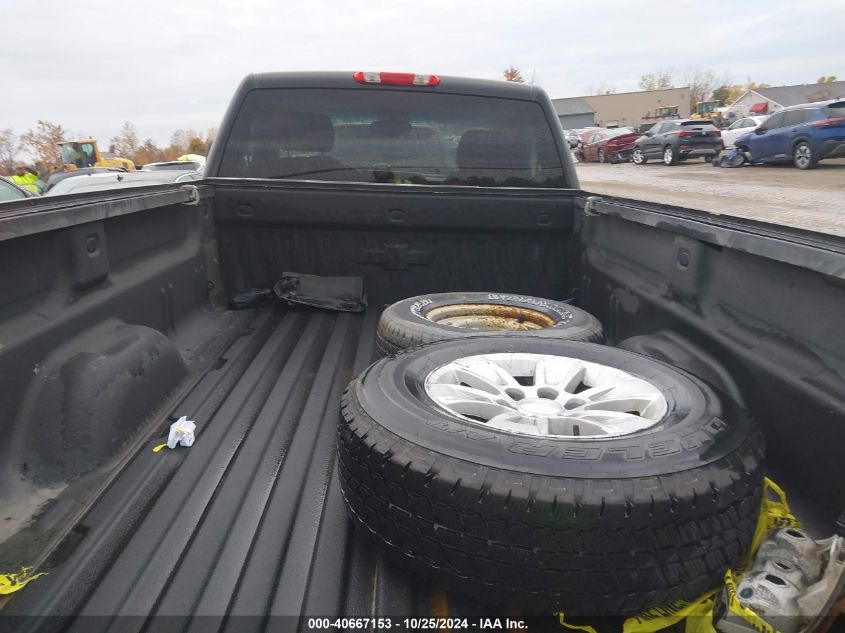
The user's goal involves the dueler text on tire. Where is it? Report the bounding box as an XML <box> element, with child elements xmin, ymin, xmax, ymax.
<box><xmin>375</xmin><ymin>292</ymin><xmax>603</xmax><ymax>357</ymax></box>
<box><xmin>338</xmin><ymin>336</ymin><xmax>764</xmax><ymax>615</ymax></box>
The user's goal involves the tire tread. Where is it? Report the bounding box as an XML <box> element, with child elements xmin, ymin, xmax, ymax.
<box><xmin>338</xmin><ymin>382</ymin><xmax>764</xmax><ymax>613</ymax></box>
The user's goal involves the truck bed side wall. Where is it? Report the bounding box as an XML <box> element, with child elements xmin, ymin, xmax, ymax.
<box><xmin>572</xmin><ymin>202</ymin><xmax>845</xmax><ymax>529</ymax></box>
<box><xmin>0</xmin><ymin>193</ymin><xmax>215</xmax><ymax>487</ymax></box>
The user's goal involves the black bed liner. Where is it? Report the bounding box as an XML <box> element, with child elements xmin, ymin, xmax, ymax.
<box><xmin>2</xmin><ymin>307</ymin><xmax>834</xmax><ymax>633</ymax></box>
<box><xmin>3</xmin><ymin>307</ymin><xmax>469</xmax><ymax>632</ymax></box>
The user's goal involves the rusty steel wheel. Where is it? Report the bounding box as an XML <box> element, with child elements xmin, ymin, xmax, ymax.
<box><xmin>424</xmin><ymin>303</ymin><xmax>556</xmax><ymax>330</ymax></box>
<box><xmin>375</xmin><ymin>292</ymin><xmax>603</xmax><ymax>357</ymax></box>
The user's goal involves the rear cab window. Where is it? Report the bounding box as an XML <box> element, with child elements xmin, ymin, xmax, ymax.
<box><xmin>680</xmin><ymin>120</ymin><xmax>717</xmax><ymax>131</ymax></box>
<box><xmin>218</xmin><ymin>88</ymin><xmax>567</xmax><ymax>188</ymax></box>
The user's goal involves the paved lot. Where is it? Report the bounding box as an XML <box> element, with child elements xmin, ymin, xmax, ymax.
<box><xmin>576</xmin><ymin>158</ymin><xmax>845</xmax><ymax>237</ymax></box>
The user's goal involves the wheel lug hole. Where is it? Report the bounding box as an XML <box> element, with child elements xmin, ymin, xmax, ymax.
<box><xmin>564</xmin><ymin>398</ymin><xmax>584</xmax><ymax>410</ymax></box>
<box><xmin>537</xmin><ymin>387</ymin><xmax>559</xmax><ymax>400</ymax></box>
<box><xmin>506</xmin><ymin>388</ymin><xmax>525</xmax><ymax>401</ymax></box>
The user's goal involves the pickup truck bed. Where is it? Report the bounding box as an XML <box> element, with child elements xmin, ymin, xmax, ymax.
<box><xmin>2</xmin><ymin>185</ymin><xmax>843</xmax><ymax>630</ymax></box>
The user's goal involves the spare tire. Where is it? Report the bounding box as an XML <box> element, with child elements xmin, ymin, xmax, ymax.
<box><xmin>338</xmin><ymin>336</ymin><xmax>764</xmax><ymax>614</ymax></box>
<box><xmin>375</xmin><ymin>292</ymin><xmax>603</xmax><ymax>357</ymax></box>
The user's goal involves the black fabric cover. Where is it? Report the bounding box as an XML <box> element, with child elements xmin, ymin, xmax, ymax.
<box><xmin>273</xmin><ymin>272</ymin><xmax>367</xmax><ymax>313</ymax></box>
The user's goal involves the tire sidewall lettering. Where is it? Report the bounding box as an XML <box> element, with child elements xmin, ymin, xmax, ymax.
<box><xmin>410</xmin><ymin>297</ymin><xmax>434</xmax><ymax>317</ymax></box>
<box><xmin>421</xmin><ymin>415</ymin><xmax>728</xmax><ymax>462</ymax></box>
<box><xmin>485</xmin><ymin>293</ymin><xmax>573</xmax><ymax>323</ymax></box>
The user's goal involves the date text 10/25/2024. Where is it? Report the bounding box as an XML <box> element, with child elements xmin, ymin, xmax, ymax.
<box><xmin>306</xmin><ymin>618</ymin><xmax>529</xmax><ymax>630</ymax></box>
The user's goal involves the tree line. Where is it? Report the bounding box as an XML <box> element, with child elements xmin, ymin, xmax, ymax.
<box><xmin>0</xmin><ymin>121</ymin><xmax>216</xmax><ymax>176</ymax></box>
<box><xmin>503</xmin><ymin>66</ymin><xmax>838</xmax><ymax>111</ymax></box>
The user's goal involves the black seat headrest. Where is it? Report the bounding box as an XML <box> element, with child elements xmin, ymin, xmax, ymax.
<box><xmin>456</xmin><ymin>129</ymin><xmax>530</xmax><ymax>174</ymax></box>
<box><xmin>270</xmin><ymin>112</ymin><xmax>335</xmax><ymax>152</ymax></box>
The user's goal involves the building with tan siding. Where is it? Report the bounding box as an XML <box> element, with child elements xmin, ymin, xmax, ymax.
<box><xmin>553</xmin><ymin>87</ymin><xmax>692</xmax><ymax>130</ymax></box>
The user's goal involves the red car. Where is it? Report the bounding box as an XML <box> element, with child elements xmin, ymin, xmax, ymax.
<box><xmin>579</xmin><ymin>127</ymin><xmax>643</xmax><ymax>163</ymax></box>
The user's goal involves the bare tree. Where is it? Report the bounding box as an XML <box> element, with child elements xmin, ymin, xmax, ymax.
<box><xmin>586</xmin><ymin>82</ymin><xmax>618</xmax><ymax>96</ymax></box>
<box><xmin>109</xmin><ymin>121</ymin><xmax>139</xmax><ymax>159</ymax></box>
<box><xmin>0</xmin><ymin>129</ymin><xmax>17</xmax><ymax>174</ymax></box>
<box><xmin>503</xmin><ymin>66</ymin><xmax>525</xmax><ymax>83</ymax></box>
<box><xmin>19</xmin><ymin>120</ymin><xmax>69</xmax><ymax>169</ymax></box>
<box><xmin>168</xmin><ymin>129</ymin><xmax>196</xmax><ymax>152</ymax></box>
<box><xmin>681</xmin><ymin>66</ymin><xmax>720</xmax><ymax>109</ymax></box>
<box><xmin>638</xmin><ymin>69</ymin><xmax>674</xmax><ymax>91</ymax></box>
<box><xmin>163</xmin><ymin>129</ymin><xmax>205</xmax><ymax>160</ymax></box>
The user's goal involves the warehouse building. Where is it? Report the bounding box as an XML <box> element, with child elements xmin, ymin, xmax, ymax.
<box><xmin>551</xmin><ymin>97</ymin><xmax>596</xmax><ymax>130</ymax></box>
<box><xmin>553</xmin><ymin>87</ymin><xmax>692</xmax><ymax>130</ymax></box>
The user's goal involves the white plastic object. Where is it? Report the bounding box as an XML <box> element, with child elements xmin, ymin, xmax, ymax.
<box><xmin>166</xmin><ymin>416</ymin><xmax>196</xmax><ymax>449</ymax></box>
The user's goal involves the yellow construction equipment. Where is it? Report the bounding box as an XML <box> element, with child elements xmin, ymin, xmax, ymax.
<box><xmin>655</xmin><ymin>105</ymin><xmax>679</xmax><ymax>118</ymax></box>
<box><xmin>57</xmin><ymin>139</ymin><xmax>135</xmax><ymax>171</ymax></box>
<box><xmin>690</xmin><ymin>100</ymin><xmax>721</xmax><ymax>120</ymax></box>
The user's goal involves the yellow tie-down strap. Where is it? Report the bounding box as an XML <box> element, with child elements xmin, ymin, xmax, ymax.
<box><xmin>555</xmin><ymin>612</ymin><xmax>599</xmax><ymax>633</ymax></box>
<box><xmin>621</xmin><ymin>477</ymin><xmax>800</xmax><ymax>633</ymax></box>
<box><xmin>0</xmin><ymin>567</ymin><xmax>46</xmax><ymax>595</ymax></box>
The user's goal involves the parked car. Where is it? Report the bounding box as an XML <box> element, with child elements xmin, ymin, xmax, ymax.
<box><xmin>577</xmin><ymin>128</ymin><xmax>600</xmax><ymax>144</ymax></box>
<box><xmin>579</xmin><ymin>127</ymin><xmax>642</xmax><ymax>163</ymax></box>
<box><xmin>44</xmin><ymin>167</ymin><xmax>129</xmax><ymax>192</ymax></box>
<box><xmin>0</xmin><ymin>176</ymin><xmax>36</xmax><ymax>202</ymax></box>
<box><xmin>45</xmin><ymin>169</ymin><xmax>202</xmax><ymax>196</ymax></box>
<box><xmin>632</xmin><ymin>119</ymin><xmax>723</xmax><ymax>166</ymax></box>
<box><xmin>141</xmin><ymin>160</ymin><xmax>204</xmax><ymax>172</ymax></box>
<box><xmin>721</xmin><ymin>116</ymin><xmax>768</xmax><ymax>148</ymax></box>
<box><xmin>563</xmin><ymin>129</ymin><xmax>582</xmax><ymax>149</ymax></box>
<box><xmin>733</xmin><ymin>100</ymin><xmax>845</xmax><ymax>169</ymax></box>
<box><xmin>572</xmin><ymin>127</ymin><xmax>602</xmax><ymax>160</ymax></box>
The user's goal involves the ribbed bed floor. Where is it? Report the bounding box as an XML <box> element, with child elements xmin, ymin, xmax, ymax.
<box><xmin>3</xmin><ymin>307</ymin><xmax>462</xmax><ymax>633</ymax></box>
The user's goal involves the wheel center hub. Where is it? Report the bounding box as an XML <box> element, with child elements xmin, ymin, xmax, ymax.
<box><xmin>516</xmin><ymin>398</ymin><xmax>564</xmax><ymax>418</ymax></box>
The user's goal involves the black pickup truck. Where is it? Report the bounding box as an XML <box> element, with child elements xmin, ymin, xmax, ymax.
<box><xmin>1</xmin><ymin>71</ymin><xmax>844</xmax><ymax>632</ymax></box>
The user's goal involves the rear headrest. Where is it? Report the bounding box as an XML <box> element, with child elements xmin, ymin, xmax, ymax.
<box><xmin>456</xmin><ymin>129</ymin><xmax>529</xmax><ymax>173</ymax></box>
<box><xmin>272</xmin><ymin>111</ymin><xmax>335</xmax><ymax>152</ymax></box>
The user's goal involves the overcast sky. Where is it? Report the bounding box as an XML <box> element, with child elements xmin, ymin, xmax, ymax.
<box><xmin>2</xmin><ymin>0</ymin><xmax>842</xmax><ymax>148</ymax></box>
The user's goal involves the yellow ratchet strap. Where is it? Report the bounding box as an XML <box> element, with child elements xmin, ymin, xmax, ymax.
<box><xmin>555</xmin><ymin>612</ymin><xmax>599</xmax><ymax>633</ymax></box>
<box><xmin>624</xmin><ymin>477</ymin><xmax>798</xmax><ymax>633</ymax></box>
<box><xmin>0</xmin><ymin>567</ymin><xmax>46</xmax><ymax>595</ymax></box>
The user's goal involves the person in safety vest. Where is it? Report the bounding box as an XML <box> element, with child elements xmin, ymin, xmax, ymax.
<box><xmin>373</xmin><ymin>163</ymin><xmax>413</xmax><ymax>184</ymax></box>
<box><xmin>10</xmin><ymin>164</ymin><xmax>42</xmax><ymax>194</ymax></box>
